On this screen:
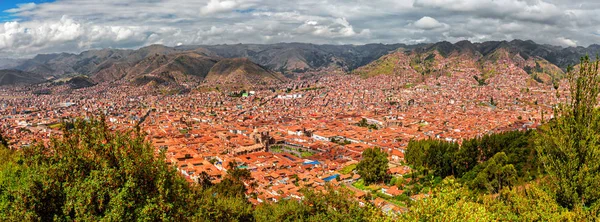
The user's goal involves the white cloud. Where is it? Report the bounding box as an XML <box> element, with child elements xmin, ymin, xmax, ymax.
<box><xmin>0</xmin><ymin>0</ymin><xmax>597</xmax><ymax>56</ymax></box>
<box><xmin>200</xmin><ymin>0</ymin><xmax>257</xmax><ymax>15</ymax></box>
<box><xmin>201</xmin><ymin>0</ymin><xmax>238</xmax><ymax>14</ymax></box>
<box><xmin>413</xmin><ymin>16</ymin><xmax>446</xmax><ymax>30</ymax></box>
<box><xmin>555</xmin><ymin>37</ymin><xmax>577</xmax><ymax>47</ymax></box>
<box><xmin>4</xmin><ymin>3</ymin><xmax>37</xmax><ymax>13</ymax></box>
<box><xmin>296</xmin><ymin>17</ymin><xmax>370</xmax><ymax>38</ymax></box>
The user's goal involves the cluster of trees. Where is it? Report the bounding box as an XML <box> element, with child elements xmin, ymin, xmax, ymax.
<box><xmin>405</xmin><ymin>129</ymin><xmax>538</xmax><ymax>193</ymax></box>
<box><xmin>355</xmin><ymin>118</ymin><xmax>379</xmax><ymax>130</ymax></box>
<box><xmin>524</xmin><ymin>61</ymin><xmax>543</xmax><ymax>75</ymax></box>
<box><xmin>401</xmin><ymin>178</ymin><xmax>599</xmax><ymax>221</ymax></box>
<box><xmin>229</xmin><ymin>90</ymin><xmax>248</xmax><ymax>97</ymax></box>
<box><xmin>405</xmin><ymin>130</ymin><xmax>539</xmax><ymax>186</ymax></box>
<box><xmin>356</xmin><ymin>148</ymin><xmax>389</xmax><ymax>185</ymax></box>
<box><xmin>0</xmin><ymin>118</ymin><xmax>387</xmax><ymax>221</ymax></box>
<box><xmin>473</xmin><ymin>75</ymin><xmax>488</xmax><ymax>86</ymax></box>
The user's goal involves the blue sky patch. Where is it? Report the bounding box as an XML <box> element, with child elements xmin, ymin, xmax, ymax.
<box><xmin>0</xmin><ymin>0</ymin><xmax>53</xmax><ymax>21</ymax></box>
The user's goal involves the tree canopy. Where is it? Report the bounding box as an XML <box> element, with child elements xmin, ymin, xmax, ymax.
<box><xmin>356</xmin><ymin>148</ymin><xmax>389</xmax><ymax>185</ymax></box>
<box><xmin>405</xmin><ymin>138</ymin><xmax>459</xmax><ymax>178</ymax></box>
<box><xmin>536</xmin><ymin>55</ymin><xmax>600</xmax><ymax>209</ymax></box>
<box><xmin>405</xmin><ymin>130</ymin><xmax>538</xmax><ymax>188</ymax></box>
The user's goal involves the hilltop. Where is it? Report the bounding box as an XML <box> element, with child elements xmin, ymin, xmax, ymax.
<box><xmin>354</xmin><ymin>40</ymin><xmax>574</xmax><ymax>85</ymax></box>
<box><xmin>205</xmin><ymin>58</ymin><xmax>285</xmax><ymax>86</ymax></box>
<box><xmin>0</xmin><ymin>69</ymin><xmax>45</xmax><ymax>86</ymax></box>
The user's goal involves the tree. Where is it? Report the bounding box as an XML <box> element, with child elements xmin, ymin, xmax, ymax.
<box><xmin>536</xmin><ymin>55</ymin><xmax>600</xmax><ymax>209</ymax></box>
<box><xmin>0</xmin><ymin>118</ymin><xmax>257</xmax><ymax>221</ymax></box>
<box><xmin>474</xmin><ymin>75</ymin><xmax>487</xmax><ymax>86</ymax></box>
<box><xmin>467</xmin><ymin>152</ymin><xmax>517</xmax><ymax>194</ymax></box>
<box><xmin>197</xmin><ymin>171</ymin><xmax>213</xmax><ymax>190</ymax></box>
<box><xmin>356</xmin><ymin>148</ymin><xmax>389</xmax><ymax>185</ymax></box>
<box><xmin>213</xmin><ymin>161</ymin><xmax>252</xmax><ymax>199</ymax></box>
<box><xmin>0</xmin><ymin>118</ymin><xmax>203</xmax><ymax>220</ymax></box>
<box><xmin>402</xmin><ymin>179</ymin><xmax>495</xmax><ymax>221</ymax></box>
<box><xmin>406</xmin><ymin>139</ymin><xmax>459</xmax><ymax>178</ymax></box>
<box><xmin>357</xmin><ymin>118</ymin><xmax>367</xmax><ymax>127</ymax></box>
<box><xmin>403</xmin><ymin>178</ymin><xmax>596</xmax><ymax>221</ymax></box>
<box><xmin>0</xmin><ymin>133</ymin><xmax>7</xmax><ymax>149</ymax></box>
<box><xmin>254</xmin><ymin>186</ymin><xmax>389</xmax><ymax>221</ymax></box>
<box><xmin>455</xmin><ymin>130</ymin><xmax>537</xmax><ymax>179</ymax></box>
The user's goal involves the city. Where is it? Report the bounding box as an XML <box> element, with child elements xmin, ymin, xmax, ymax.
<box><xmin>0</xmin><ymin>0</ymin><xmax>599</xmax><ymax>221</ymax></box>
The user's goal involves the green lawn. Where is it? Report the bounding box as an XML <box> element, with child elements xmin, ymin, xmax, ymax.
<box><xmin>339</xmin><ymin>164</ymin><xmax>357</xmax><ymax>174</ymax></box>
<box><xmin>352</xmin><ymin>179</ymin><xmax>381</xmax><ymax>191</ymax></box>
<box><xmin>301</xmin><ymin>151</ymin><xmax>314</xmax><ymax>158</ymax></box>
<box><xmin>48</xmin><ymin>123</ymin><xmax>62</xmax><ymax>129</ymax></box>
<box><xmin>269</xmin><ymin>146</ymin><xmax>283</xmax><ymax>153</ymax></box>
<box><xmin>374</xmin><ymin>192</ymin><xmax>406</xmax><ymax>207</ymax></box>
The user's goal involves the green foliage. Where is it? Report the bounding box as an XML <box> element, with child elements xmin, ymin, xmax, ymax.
<box><xmin>536</xmin><ymin>55</ymin><xmax>600</xmax><ymax>209</ymax></box>
<box><xmin>0</xmin><ymin>118</ymin><xmax>200</xmax><ymax>221</ymax></box>
<box><xmin>403</xmin><ymin>178</ymin><xmax>599</xmax><ymax>221</ymax></box>
<box><xmin>525</xmin><ymin>60</ymin><xmax>565</xmax><ymax>84</ymax></box>
<box><xmin>424</xmin><ymin>53</ymin><xmax>435</xmax><ymax>63</ymax></box>
<box><xmin>0</xmin><ymin>133</ymin><xmax>7</xmax><ymax>149</ymax></box>
<box><xmin>473</xmin><ymin>75</ymin><xmax>488</xmax><ymax>86</ymax></box>
<box><xmin>405</xmin><ymin>131</ymin><xmax>538</xmax><ymax>195</ymax></box>
<box><xmin>254</xmin><ymin>186</ymin><xmax>388</xmax><ymax>222</ymax></box>
<box><xmin>229</xmin><ymin>90</ymin><xmax>247</xmax><ymax>97</ymax></box>
<box><xmin>356</xmin><ymin>118</ymin><xmax>379</xmax><ymax>130</ymax></box>
<box><xmin>352</xmin><ymin>179</ymin><xmax>381</xmax><ymax>192</ymax></box>
<box><xmin>0</xmin><ymin>118</ymin><xmax>258</xmax><ymax>221</ymax></box>
<box><xmin>456</xmin><ymin>130</ymin><xmax>538</xmax><ymax>179</ymax></box>
<box><xmin>490</xmin><ymin>96</ymin><xmax>497</xmax><ymax>106</ymax></box>
<box><xmin>209</xmin><ymin>162</ymin><xmax>252</xmax><ymax>199</ymax></box>
<box><xmin>356</xmin><ymin>148</ymin><xmax>389</xmax><ymax>185</ymax></box>
<box><xmin>301</xmin><ymin>151</ymin><xmax>314</xmax><ymax>158</ymax></box>
<box><xmin>405</xmin><ymin>138</ymin><xmax>459</xmax><ymax>178</ymax></box>
<box><xmin>410</xmin><ymin>53</ymin><xmax>438</xmax><ymax>76</ymax></box>
<box><xmin>356</xmin><ymin>54</ymin><xmax>399</xmax><ymax>78</ymax></box>
<box><xmin>339</xmin><ymin>164</ymin><xmax>357</xmax><ymax>174</ymax></box>
<box><xmin>402</xmin><ymin>179</ymin><xmax>494</xmax><ymax>221</ymax></box>
<box><xmin>465</xmin><ymin>152</ymin><xmax>517</xmax><ymax>193</ymax></box>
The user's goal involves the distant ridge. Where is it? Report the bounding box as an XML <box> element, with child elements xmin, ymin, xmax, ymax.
<box><xmin>0</xmin><ymin>40</ymin><xmax>598</xmax><ymax>86</ymax></box>
<box><xmin>0</xmin><ymin>69</ymin><xmax>45</xmax><ymax>86</ymax></box>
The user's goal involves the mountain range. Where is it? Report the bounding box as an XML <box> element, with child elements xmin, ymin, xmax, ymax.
<box><xmin>1</xmin><ymin>40</ymin><xmax>599</xmax><ymax>87</ymax></box>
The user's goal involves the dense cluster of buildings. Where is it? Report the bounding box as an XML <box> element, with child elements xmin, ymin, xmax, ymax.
<box><xmin>0</xmin><ymin>69</ymin><xmax>564</xmax><ymax>214</ymax></box>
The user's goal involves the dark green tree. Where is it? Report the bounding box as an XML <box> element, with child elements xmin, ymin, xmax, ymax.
<box><xmin>406</xmin><ymin>139</ymin><xmax>459</xmax><ymax>178</ymax></box>
<box><xmin>356</xmin><ymin>148</ymin><xmax>389</xmax><ymax>185</ymax></box>
<box><xmin>0</xmin><ymin>118</ymin><xmax>256</xmax><ymax>221</ymax></box>
<box><xmin>0</xmin><ymin>133</ymin><xmax>8</xmax><ymax>149</ymax></box>
<box><xmin>536</xmin><ymin>56</ymin><xmax>600</xmax><ymax>209</ymax></box>
<box><xmin>357</xmin><ymin>118</ymin><xmax>368</xmax><ymax>127</ymax></box>
<box><xmin>456</xmin><ymin>130</ymin><xmax>537</xmax><ymax>179</ymax></box>
<box><xmin>467</xmin><ymin>152</ymin><xmax>517</xmax><ymax>193</ymax></box>
<box><xmin>197</xmin><ymin>171</ymin><xmax>213</xmax><ymax>190</ymax></box>
<box><xmin>213</xmin><ymin>161</ymin><xmax>252</xmax><ymax>199</ymax></box>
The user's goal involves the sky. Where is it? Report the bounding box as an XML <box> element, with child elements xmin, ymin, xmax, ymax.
<box><xmin>0</xmin><ymin>0</ymin><xmax>599</xmax><ymax>57</ymax></box>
